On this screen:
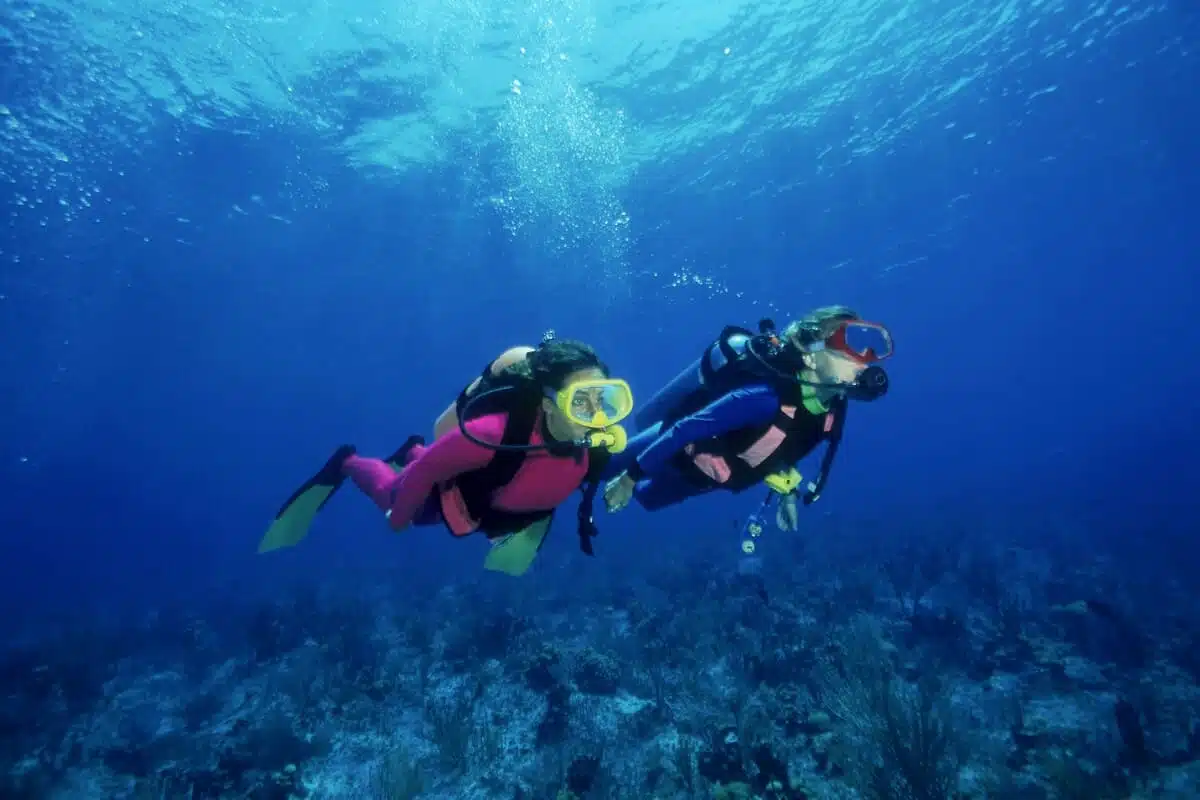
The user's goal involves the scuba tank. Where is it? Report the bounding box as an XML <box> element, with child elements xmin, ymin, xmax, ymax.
<box><xmin>635</xmin><ymin>320</ymin><xmax>781</xmax><ymax>431</ymax></box>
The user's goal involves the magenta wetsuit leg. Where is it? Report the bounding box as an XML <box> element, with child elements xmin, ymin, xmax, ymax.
<box><xmin>341</xmin><ymin>454</ymin><xmax>403</xmax><ymax>512</ymax></box>
<box><xmin>340</xmin><ymin>435</ymin><xmax>428</xmax><ymax>505</ymax></box>
<box><xmin>340</xmin><ymin>442</ymin><xmax>445</xmax><ymax>528</ymax></box>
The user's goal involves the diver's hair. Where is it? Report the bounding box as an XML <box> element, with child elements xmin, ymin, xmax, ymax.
<box><xmin>500</xmin><ymin>339</ymin><xmax>609</xmax><ymax>390</ymax></box>
<box><xmin>783</xmin><ymin>305</ymin><xmax>860</xmax><ymax>347</ymax></box>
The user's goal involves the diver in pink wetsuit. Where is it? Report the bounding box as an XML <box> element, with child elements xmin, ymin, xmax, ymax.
<box><xmin>258</xmin><ymin>335</ymin><xmax>635</xmax><ymax>576</ymax></box>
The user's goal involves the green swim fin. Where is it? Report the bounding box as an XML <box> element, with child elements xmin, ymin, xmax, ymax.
<box><xmin>258</xmin><ymin>445</ymin><xmax>355</xmax><ymax>553</ymax></box>
<box><xmin>483</xmin><ymin>516</ymin><xmax>553</xmax><ymax>577</ymax></box>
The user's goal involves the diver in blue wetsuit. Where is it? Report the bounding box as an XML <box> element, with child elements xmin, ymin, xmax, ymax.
<box><xmin>602</xmin><ymin>306</ymin><xmax>894</xmax><ymax>530</ymax></box>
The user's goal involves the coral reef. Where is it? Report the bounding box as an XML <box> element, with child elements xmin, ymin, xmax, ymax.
<box><xmin>2</xmin><ymin>514</ymin><xmax>1197</xmax><ymax>798</ymax></box>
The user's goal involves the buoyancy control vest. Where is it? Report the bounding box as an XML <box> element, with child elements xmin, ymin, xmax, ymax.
<box><xmin>659</xmin><ymin>323</ymin><xmax>847</xmax><ymax>503</ymax></box>
<box><xmin>449</xmin><ymin>358</ymin><xmax>610</xmax><ymax>554</ymax></box>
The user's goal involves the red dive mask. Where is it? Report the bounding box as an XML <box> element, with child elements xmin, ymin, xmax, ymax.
<box><xmin>822</xmin><ymin>320</ymin><xmax>894</xmax><ymax>364</ymax></box>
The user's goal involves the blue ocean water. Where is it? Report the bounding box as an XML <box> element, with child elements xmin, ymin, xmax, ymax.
<box><xmin>2</xmin><ymin>0</ymin><xmax>1199</xmax><ymax>797</ymax></box>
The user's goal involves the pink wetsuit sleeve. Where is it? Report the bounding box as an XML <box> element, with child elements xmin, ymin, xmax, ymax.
<box><xmin>382</xmin><ymin>415</ymin><xmax>502</xmax><ymax>529</ymax></box>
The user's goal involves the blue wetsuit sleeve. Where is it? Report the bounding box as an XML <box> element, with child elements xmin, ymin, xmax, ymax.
<box><xmin>631</xmin><ymin>385</ymin><xmax>780</xmax><ymax>477</ymax></box>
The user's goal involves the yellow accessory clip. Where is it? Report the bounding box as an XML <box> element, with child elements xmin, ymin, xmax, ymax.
<box><xmin>764</xmin><ymin>467</ymin><xmax>803</xmax><ymax>495</ymax></box>
<box><xmin>553</xmin><ymin>378</ymin><xmax>634</xmax><ymax>429</ymax></box>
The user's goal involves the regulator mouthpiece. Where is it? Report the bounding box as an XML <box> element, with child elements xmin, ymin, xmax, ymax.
<box><xmin>846</xmin><ymin>365</ymin><xmax>888</xmax><ymax>402</ymax></box>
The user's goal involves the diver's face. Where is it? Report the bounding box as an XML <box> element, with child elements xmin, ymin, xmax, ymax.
<box><xmin>542</xmin><ymin>367</ymin><xmax>607</xmax><ymax>442</ymax></box>
<box><xmin>811</xmin><ymin>349</ymin><xmax>867</xmax><ymax>387</ymax></box>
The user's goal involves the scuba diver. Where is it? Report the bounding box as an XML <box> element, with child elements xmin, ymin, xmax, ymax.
<box><xmin>258</xmin><ymin>334</ymin><xmax>634</xmax><ymax>577</ymax></box>
<box><xmin>602</xmin><ymin>306</ymin><xmax>893</xmax><ymax>540</ymax></box>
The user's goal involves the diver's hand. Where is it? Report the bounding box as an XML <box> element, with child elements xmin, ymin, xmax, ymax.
<box><xmin>604</xmin><ymin>472</ymin><xmax>636</xmax><ymax>513</ymax></box>
<box><xmin>776</xmin><ymin>493</ymin><xmax>800</xmax><ymax>531</ymax></box>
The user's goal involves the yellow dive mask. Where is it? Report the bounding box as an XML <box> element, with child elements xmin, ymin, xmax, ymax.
<box><xmin>549</xmin><ymin>378</ymin><xmax>634</xmax><ymax>429</ymax></box>
<box><xmin>547</xmin><ymin>378</ymin><xmax>633</xmax><ymax>454</ymax></box>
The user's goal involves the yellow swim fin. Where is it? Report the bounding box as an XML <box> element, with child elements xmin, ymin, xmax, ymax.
<box><xmin>483</xmin><ymin>516</ymin><xmax>553</xmax><ymax>577</ymax></box>
<box><xmin>258</xmin><ymin>445</ymin><xmax>354</xmax><ymax>553</ymax></box>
